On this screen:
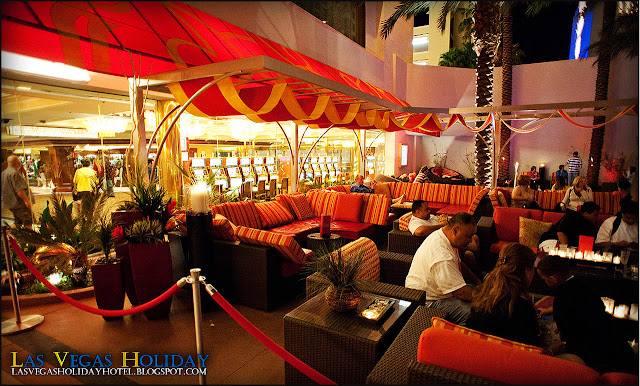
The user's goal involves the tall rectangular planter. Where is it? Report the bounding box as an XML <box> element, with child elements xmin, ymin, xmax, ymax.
<box><xmin>128</xmin><ymin>242</ymin><xmax>173</xmax><ymax>320</ymax></box>
<box><xmin>90</xmin><ymin>261</ymin><xmax>125</xmax><ymax>321</ymax></box>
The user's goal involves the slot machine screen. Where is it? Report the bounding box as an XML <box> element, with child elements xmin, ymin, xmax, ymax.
<box><xmin>192</xmin><ymin>158</ymin><xmax>205</xmax><ymax>168</ymax></box>
<box><xmin>210</xmin><ymin>158</ymin><xmax>222</xmax><ymax>167</ymax></box>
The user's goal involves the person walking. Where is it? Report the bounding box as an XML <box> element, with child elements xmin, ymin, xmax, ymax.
<box><xmin>73</xmin><ymin>158</ymin><xmax>98</xmax><ymax>201</ymax></box>
<box><xmin>566</xmin><ymin>151</ymin><xmax>582</xmax><ymax>185</ymax></box>
<box><xmin>1</xmin><ymin>155</ymin><xmax>35</xmax><ymax>226</ymax></box>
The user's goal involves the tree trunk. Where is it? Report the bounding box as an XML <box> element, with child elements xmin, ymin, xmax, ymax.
<box><xmin>587</xmin><ymin>1</ymin><xmax>616</xmax><ymax>188</ymax></box>
<box><xmin>473</xmin><ymin>2</ymin><xmax>500</xmax><ymax>187</ymax></box>
<box><xmin>498</xmin><ymin>8</ymin><xmax>513</xmax><ymax>185</ymax></box>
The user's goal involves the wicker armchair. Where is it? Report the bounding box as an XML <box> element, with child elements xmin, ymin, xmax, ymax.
<box><xmin>387</xmin><ymin>219</ymin><xmax>425</xmax><ymax>255</ymax></box>
<box><xmin>367</xmin><ymin>306</ymin><xmax>496</xmax><ymax>384</ymax></box>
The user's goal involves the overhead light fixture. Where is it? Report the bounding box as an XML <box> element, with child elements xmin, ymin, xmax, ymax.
<box><xmin>179</xmin><ymin>114</ymin><xmax>206</xmax><ymax>138</ymax></box>
<box><xmin>1</xmin><ymin>51</ymin><xmax>90</xmax><ymax>82</ymax></box>
<box><xmin>83</xmin><ymin>115</ymin><xmax>129</xmax><ymax>138</ymax></box>
<box><xmin>229</xmin><ymin>119</ymin><xmax>263</xmax><ymax>141</ymax></box>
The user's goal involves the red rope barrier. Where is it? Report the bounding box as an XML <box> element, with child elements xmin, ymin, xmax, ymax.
<box><xmin>208</xmin><ymin>290</ymin><xmax>336</xmax><ymax>385</ymax></box>
<box><xmin>8</xmin><ymin>236</ymin><xmax>184</xmax><ymax>317</ymax></box>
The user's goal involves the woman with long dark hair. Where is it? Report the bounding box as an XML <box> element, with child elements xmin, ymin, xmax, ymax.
<box><xmin>466</xmin><ymin>243</ymin><xmax>540</xmax><ymax>346</ymax></box>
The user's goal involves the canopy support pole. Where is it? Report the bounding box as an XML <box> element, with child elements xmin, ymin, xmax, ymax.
<box><xmin>291</xmin><ymin>123</ymin><xmax>299</xmax><ymax>193</ymax></box>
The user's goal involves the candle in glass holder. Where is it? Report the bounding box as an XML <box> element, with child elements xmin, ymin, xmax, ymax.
<box><xmin>613</xmin><ymin>255</ymin><xmax>621</xmax><ymax>264</ymax></box>
<box><xmin>594</xmin><ymin>253</ymin><xmax>603</xmax><ymax>262</ymax></box>
<box><xmin>558</xmin><ymin>250</ymin><xmax>567</xmax><ymax>258</ymax></box>
<box><xmin>601</xmin><ymin>297</ymin><xmax>615</xmax><ymax>314</ymax></box>
<box><xmin>614</xmin><ymin>304</ymin><xmax>630</xmax><ymax>319</ymax></box>
<box><xmin>567</xmin><ymin>247</ymin><xmax>576</xmax><ymax>258</ymax></box>
<box><xmin>602</xmin><ymin>252</ymin><xmax>613</xmax><ymax>263</ymax></box>
<box><xmin>575</xmin><ymin>251</ymin><xmax>584</xmax><ymax>260</ymax></box>
<box><xmin>190</xmin><ymin>183</ymin><xmax>209</xmax><ymax>213</ymax></box>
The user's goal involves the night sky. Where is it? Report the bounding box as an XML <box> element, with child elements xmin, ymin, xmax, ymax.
<box><xmin>512</xmin><ymin>2</ymin><xmax>579</xmax><ymax>64</ymax></box>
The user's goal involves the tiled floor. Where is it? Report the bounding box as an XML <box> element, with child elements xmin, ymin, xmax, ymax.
<box><xmin>1</xmin><ymin>286</ymin><xmax>308</xmax><ymax>385</ymax></box>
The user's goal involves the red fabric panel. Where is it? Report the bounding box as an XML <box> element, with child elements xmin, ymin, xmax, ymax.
<box><xmin>435</xmin><ymin>204</ymin><xmax>469</xmax><ymax>216</ymax></box>
<box><xmin>494</xmin><ymin>207</ymin><xmax>532</xmax><ymax>242</ymax></box>
<box><xmin>417</xmin><ymin>328</ymin><xmax>600</xmax><ymax>385</ymax></box>
<box><xmin>329</xmin><ymin>221</ymin><xmax>374</xmax><ymax>240</ymax></box>
<box><xmin>333</xmin><ymin>193</ymin><xmax>363</xmax><ymax>223</ymax></box>
<box><xmin>599</xmin><ymin>372</ymin><xmax>639</xmax><ymax>385</ymax></box>
<box><xmin>542</xmin><ymin>211</ymin><xmax>565</xmax><ymax>225</ymax></box>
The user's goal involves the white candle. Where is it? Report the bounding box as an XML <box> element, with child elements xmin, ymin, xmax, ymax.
<box><xmin>630</xmin><ymin>304</ymin><xmax>639</xmax><ymax>321</ymax></box>
<box><xmin>601</xmin><ymin>297</ymin><xmax>615</xmax><ymax>314</ymax></box>
<box><xmin>594</xmin><ymin>253</ymin><xmax>603</xmax><ymax>262</ymax></box>
<box><xmin>558</xmin><ymin>250</ymin><xmax>567</xmax><ymax>258</ymax></box>
<box><xmin>603</xmin><ymin>252</ymin><xmax>613</xmax><ymax>263</ymax></box>
<box><xmin>190</xmin><ymin>183</ymin><xmax>209</xmax><ymax>213</ymax></box>
<box><xmin>613</xmin><ymin>255</ymin><xmax>621</xmax><ymax>264</ymax></box>
<box><xmin>575</xmin><ymin>251</ymin><xmax>583</xmax><ymax>260</ymax></box>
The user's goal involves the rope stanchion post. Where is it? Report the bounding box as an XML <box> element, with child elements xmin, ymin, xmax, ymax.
<box><xmin>188</xmin><ymin>268</ymin><xmax>206</xmax><ymax>385</ymax></box>
<box><xmin>1</xmin><ymin>226</ymin><xmax>44</xmax><ymax>335</ymax></box>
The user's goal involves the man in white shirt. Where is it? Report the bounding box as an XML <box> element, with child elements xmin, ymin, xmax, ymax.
<box><xmin>595</xmin><ymin>200</ymin><xmax>638</xmax><ymax>253</ymax></box>
<box><xmin>405</xmin><ymin>212</ymin><xmax>480</xmax><ymax>326</ymax></box>
<box><xmin>408</xmin><ymin>200</ymin><xmax>447</xmax><ymax>237</ymax></box>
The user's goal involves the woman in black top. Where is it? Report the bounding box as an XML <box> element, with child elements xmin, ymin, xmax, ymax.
<box><xmin>467</xmin><ymin>243</ymin><xmax>541</xmax><ymax>346</ymax></box>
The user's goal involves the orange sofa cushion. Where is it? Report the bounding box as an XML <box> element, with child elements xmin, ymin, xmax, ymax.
<box><xmin>339</xmin><ymin>236</ymin><xmax>380</xmax><ymax>282</ymax></box>
<box><xmin>519</xmin><ymin>217</ymin><xmax>553</xmax><ymax>250</ymax></box>
<box><xmin>417</xmin><ymin>327</ymin><xmax>600</xmax><ymax>385</ymax></box>
<box><xmin>333</xmin><ymin>193</ymin><xmax>363</xmax><ymax>223</ymax></box>
<box><xmin>398</xmin><ymin>212</ymin><xmax>413</xmax><ymax>231</ymax></box>
<box><xmin>255</xmin><ymin>201</ymin><xmax>294</xmax><ymax>228</ymax></box>
<box><xmin>234</xmin><ymin>226</ymin><xmax>307</xmax><ymax>264</ymax></box>
<box><xmin>223</xmin><ymin>201</ymin><xmax>262</xmax><ymax>229</ymax></box>
<box><xmin>284</xmin><ymin>193</ymin><xmax>315</xmax><ymax>220</ymax></box>
<box><xmin>210</xmin><ymin>214</ymin><xmax>237</xmax><ymax>241</ymax></box>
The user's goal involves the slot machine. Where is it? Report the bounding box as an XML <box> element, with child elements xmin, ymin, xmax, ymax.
<box><xmin>366</xmin><ymin>155</ymin><xmax>375</xmax><ymax>178</ymax></box>
<box><xmin>319</xmin><ymin>156</ymin><xmax>330</xmax><ymax>179</ymax></box>
<box><xmin>310</xmin><ymin>157</ymin><xmax>322</xmax><ymax>177</ymax></box>
<box><xmin>240</xmin><ymin>157</ymin><xmax>254</xmax><ymax>184</ymax></box>
<box><xmin>191</xmin><ymin>157</ymin><xmax>207</xmax><ymax>183</ymax></box>
<box><xmin>226</xmin><ymin>157</ymin><xmax>242</xmax><ymax>189</ymax></box>
<box><xmin>300</xmin><ymin>157</ymin><xmax>313</xmax><ymax>180</ymax></box>
<box><xmin>254</xmin><ymin>157</ymin><xmax>268</xmax><ymax>182</ymax></box>
<box><xmin>332</xmin><ymin>156</ymin><xmax>340</xmax><ymax>178</ymax></box>
<box><xmin>265</xmin><ymin>157</ymin><xmax>278</xmax><ymax>182</ymax></box>
<box><xmin>210</xmin><ymin>157</ymin><xmax>228</xmax><ymax>190</ymax></box>
<box><xmin>328</xmin><ymin>156</ymin><xmax>337</xmax><ymax>178</ymax></box>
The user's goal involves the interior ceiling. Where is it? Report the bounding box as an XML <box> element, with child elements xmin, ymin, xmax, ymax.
<box><xmin>0</xmin><ymin>70</ymin><xmax>380</xmax><ymax>147</ymax></box>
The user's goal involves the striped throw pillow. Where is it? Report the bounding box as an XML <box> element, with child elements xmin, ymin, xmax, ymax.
<box><xmin>431</xmin><ymin>317</ymin><xmax>544</xmax><ymax>353</ymax></box>
<box><xmin>284</xmin><ymin>193</ymin><xmax>315</xmax><ymax>220</ymax></box>
<box><xmin>360</xmin><ymin>194</ymin><xmax>391</xmax><ymax>225</ymax></box>
<box><xmin>211</xmin><ymin>214</ymin><xmax>236</xmax><ymax>241</ymax></box>
<box><xmin>255</xmin><ymin>201</ymin><xmax>294</xmax><ymax>228</ymax></box>
<box><xmin>398</xmin><ymin>212</ymin><xmax>413</xmax><ymax>231</ymax></box>
<box><xmin>339</xmin><ymin>237</ymin><xmax>380</xmax><ymax>282</ymax></box>
<box><xmin>235</xmin><ymin>226</ymin><xmax>306</xmax><ymax>264</ymax></box>
<box><xmin>467</xmin><ymin>187</ymin><xmax>490</xmax><ymax>215</ymax></box>
<box><xmin>223</xmin><ymin>201</ymin><xmax>262</xmax><ymax>229</ymax></box>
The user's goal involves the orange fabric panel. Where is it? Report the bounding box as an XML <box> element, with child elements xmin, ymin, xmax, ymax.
<box><xmin>611</xmin><ymin>191</ymin><xmax>622</xmax><ymax>215</ymax></box>
<box><xmin>308</xmin><ymin>189</ymin><xmax>341</xmax><ymax>217</ymax></box>
<box><xmin>234</xmin><ymin>226</ymin><xmax>306</xmax><ymax>264</ymax></box>
<box><xmin>210</xmin><ymin>215</ymin><xmax>236</xmax><ymax>241</ymax></box>
<box><xmin>405</xmin><ymin>183</ymin><xmax>423</xmax><ymax>201</ymax></box>
<box><xmin>222</xmin><ymin>201</ymin><xmax>262</xmax><ymax>229</ymax></box>
<box><xmin>448</xmin><ymin>185</ymin><xmax>483</xmax><ymax>206</ymax></box>
<box><xmin>535</xmin><ymin>190</ymin><xmax>565</xmax><ymax>211</ymax></box>
<box><xmin>421</xmin><ymin>183</ymin><xmax>452</xmax><ymax>204</ymax></box>
<box><xmin>593</xmin><ymin>191</ymin><xmax>613</xmax><ymax>215</ymax></box>
<box><xmin>333</xmin><ymin>193</ymin><xmax>363</xmax><ymax>223</ymax></box>
<box><xmin>398</xmin><ymin>212</ymin><xmax>413</xmax><ymax>231</ymax></box>
<box><xmin>283</xmin><ymin>193</ymin><xmax>315</xmax><ymax>220</ymax></box>
<box><xmin>390</xmin><ymin>182</ymin><xmax>408</xmax><ymax>198</ymax></box>
<box><xmin>340</xmin><ymin>237</ymin><xmax>380</xmax><ymax>282</ymax></box>
<box><xmin>255</xmin><ymin>201</ymin><xmax>294</xmax><ymax>228</ymax></box>
<box><xmin>417</xmin><ymin>327</ymin><xmax>600</xmax><ymax>385</ymax></box>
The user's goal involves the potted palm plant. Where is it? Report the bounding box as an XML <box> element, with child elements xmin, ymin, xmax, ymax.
<box><xmin>11</xmin><ymin>179</ymin><xmax>109</xmax><ymax>288</ymax></box>
<box><xmin>307</xmin><ymin>240</ymin><xmax>365</xmax><ymax>312</ymax></box>
<box><xmin>123</xmin><ymin>219</ymin><xmax>173</xmax><ymax>320</ymax></box>
<box><xmin>89</xmin><ymin>218</ymin><xmax>125</xmax><ymax>321</ymax></box>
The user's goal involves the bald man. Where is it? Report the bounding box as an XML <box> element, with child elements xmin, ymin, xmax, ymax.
<box><xmin>2</xmin><ymin>155</ymin><xmax>34</xmax><ymax>226</ymax></box>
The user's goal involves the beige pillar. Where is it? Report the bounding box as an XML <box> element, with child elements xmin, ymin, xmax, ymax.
<box><xmin>359</xmin><ymin>129</ymin><xmax>366</xmax><ymax>177</ymax></box>
<box><xmin>155</xmin><ymin>100</ymin><xmax>183</xmax><ymax>203</ymax></box>
<box><xmin>291</xmin><ymin>123</ymin><xmax>299</xmax><ymax>193</ymax></box>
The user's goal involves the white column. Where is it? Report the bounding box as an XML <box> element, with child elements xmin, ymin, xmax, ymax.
<box><xmin>129</xmin><ymin>79</ymin><xmax>147</xmax><ymax>178</ymax></box>
<box><xmin>291</xmin><ymin>122</ymin><xmax>299</xmax><ymax>193</ymax></box>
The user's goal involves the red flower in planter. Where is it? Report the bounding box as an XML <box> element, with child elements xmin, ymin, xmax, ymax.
<box><xmin>111</xmin><ymin>226</ymin><xmax>125</xmax><ymax>239</ymax></box>
<box><xmin>167</xmin><ymin>198</ymin><xmax>177</xmax><ymax>215</ymax></box>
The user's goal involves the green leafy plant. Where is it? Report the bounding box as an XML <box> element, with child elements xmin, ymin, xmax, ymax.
<box><xmin>10</xmin><ymin>178</ymin><xmax>109</xmax><ymax>279</ymax></box>
<box><xmin>95</xmin><ymin>218</ymin><xmax>119</xmax><ymax>264</ymax></box>
<box><xmin>126</xmin><ymin>219</ymin><xmax>165</xmax><ymax>244</ymax></box>
<box><xmin>25</xmin><ymin>275</ymin><xmax>73</xmax><ymax>294</ymax></box>
<box><xmin>119</xmin><ymin>164</ymin><xmax>168</xmax><ymax>223</ymax></box>
<box><xmin>306</xmin><ymin>239</ymin><xmax>365</xmax><ymax>290</ymax></box>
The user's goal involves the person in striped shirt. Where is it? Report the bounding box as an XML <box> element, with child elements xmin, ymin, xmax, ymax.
<box><xmin>566</xmin><ymin>151</ymin><xmax>582</xmax><ymax>185</ymax></box>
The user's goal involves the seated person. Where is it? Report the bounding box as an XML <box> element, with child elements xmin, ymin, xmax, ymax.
<box><xmin>350</xmin><ymin>174</ymin><xmax>374</xmax><ymax>193</ymax></box>
<box><xmin>467</xmin><ymin>243</ymin><xmax>541</xmax><ymax>347</ymax></box>
<box><xmin>405</xmin><ymin>212</ymin><xmax>481</xmax><ymax>326</ymax></box>
<box><xmin>529</xmin><ymin>166</ymin><xmax>540</xmax><ymax>190</ymax></box>
<box><xmin>511</xmin><ymin>174</ymin><xmax>540</xmax><ymax>209</ymax></box>
<box><xmin>413</xmin><ymin>166</ymin><xmax>429</xmax><ymax>184</ymax></box>
<box><xmin>362</xmin><ymin>175</ymin><xmax>405</xmax><ymax>204</ymax></box>
<box><xmin>617</xmin><ymin>177</ymin><xmax>633</xmax><ymax>209</ymax></box>
<box><xmin>538</xmin><ymin>201</ymin><xmax>600</xmax><ymax>251</ymax></box>
<box><xmin>555</xmin><ymin>164</ymin><xmax>569</xmax><ymax>185</ymax></box>
<box><xmin>536</xmin><ymin>255</ymin><xmax>638</xmax><ymax>374</ymax></box>
<box><xmin>559</xmin><ymin>176</ymin><xmax>593</xmax><ymax>212</ymax></box>
<box><xmin>594</xmin><ymin>200</ymin><xmax>638</xmax><ymax>253</ymax></box>
<box><xmin>551</xmin><ymin>175</ymin><xmax>568</xmax><ymax>192</ymax></box>
<box><xmin>408</xmin><ymin>200</ymin><xmax>447</xmax><ymax>237</ymax></box>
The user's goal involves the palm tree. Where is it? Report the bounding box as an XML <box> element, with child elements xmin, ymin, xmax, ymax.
<box><xmin>586</xmin><ymin>1</ymin><xmax>638</xmax><ymax>188</ymax></box>
<box><xmin>381</xmin><ymin>1</ymin><xmax>499</xmax><ymax>187</ymax></box>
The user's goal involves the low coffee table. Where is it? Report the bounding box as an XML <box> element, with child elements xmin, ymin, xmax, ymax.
<box><xmin>306</xmin><ymin>232</ymin><xmax>341</xmax><ymax>253</ymax></box>
<box><xmin>284</xmin><ymin>291</ymin><xmax>413</xmax><ymax>384</ymax></box>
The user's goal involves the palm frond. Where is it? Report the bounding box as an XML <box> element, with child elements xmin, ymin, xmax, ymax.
<box><xmin>380</xmin><ymin>1</ymin><xmax>434</xmax><ymax>39</ymax></box>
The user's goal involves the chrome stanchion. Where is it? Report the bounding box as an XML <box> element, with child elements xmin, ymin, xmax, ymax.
<box><xmin>1</xmin><ymin>226</ymin><xmax>44</xmax><ymax>335</ymax></box>
<box><xmin>189</xmin><ymin>268</ymin><xmax>206</xmax><ymax>385</ymax></box>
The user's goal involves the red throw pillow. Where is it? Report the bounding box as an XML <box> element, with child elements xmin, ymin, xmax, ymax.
<box><xmin>284</xmin><ymin>194</ymin><xmax>315</xmax><ymax>220</ymax></box>
<box><xmin>333</xmin><ymin>194</ymin><xmax>363</xmax><ymax>223</ymax></box>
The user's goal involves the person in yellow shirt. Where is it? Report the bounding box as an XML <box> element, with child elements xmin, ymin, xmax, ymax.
<box><xmin>73</xmin><ymin>159</ymin><xmax>98</xmax><ymax>200</ymax></box>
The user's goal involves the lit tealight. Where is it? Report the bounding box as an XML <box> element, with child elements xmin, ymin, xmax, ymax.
<box><xmin>602</xmin><ymin>252</ymin><xmax>613</xmax><ymax>263</ymax></box>
<box><xmin>558</xmin><ymin>250</ymin><xmax>567</xmax><ymax>258</ymax></box>
<box><xmin>614</xmin><ymin>304</ymin><xmax>630</xmax><ymax>319</ymax></box>
<box><xmin>362</xmin><ymin>309</ymin><xmax>378</xmax><ymax>319</ymax></box>
<box><xmin>594</xmin><ymin>253</ymin><xmax>603</xmax><ymax>262</ymax></box>
<box><xmin>601</xmin><ymin>297</ymin><xmax>615</xmax><ymax>314</ymax></box>
<box><xmin>575</xmin><ymin>251</ymin><xmax>584</xmax><ymax>260</ymax></box>
<box><xmin>613</xmin><ymin>256</ymin><xmax>621</xmax><ymax>264</ymax></box>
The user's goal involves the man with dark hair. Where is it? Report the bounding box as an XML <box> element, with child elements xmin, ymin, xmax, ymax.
<box><xmin>408</xmin><ymin>200</ymin><xmax>447</xmax><ymax>237</ymax></box>
<box><xmin>566</xmin><ymin>151</ymin><xmax>582</xmax><ymax>185</ymax></box>
<box><xmin>617</xmin><ymin>178</ymin><xmax>632</xmax><ymax>208</ymax></box>
<box><xmin>536</xmin><ymin>255</ymin><xmax>637</xmax><ymax>374</ymax></box>
<box><xmin>555</xmin><ymin>164</ymin><xmax>568</xmax><ymax>184</ymax></box>
<box><xmin>538</xmin><ymin>201</ymin><xmax>600</xmax><ymax>251</ymax></box>
<box><xmin>73</xmin><ymin>158</ymin><xmax>98</xmax><ymax>201</ymax></box>
<box><xmin>406</xmin><ymin>212</ymin><xmax>481</xmax><ymax>326</ymax></box>
<box><xmin>595</xmin><ymin>200</ymin><xmax>638</xmax><ymax>253</ymax></box>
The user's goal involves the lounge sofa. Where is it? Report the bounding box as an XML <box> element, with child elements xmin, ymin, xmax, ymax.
<box><xmin>367</xmin><ymin>307</ymin><xmax>639</xmax><ymax>385</ymax></box>
<box><xmin>386</xmin><ymin>187</ymin><xmax>490</xmax><ymax>255</ymax></box>
<box><xmin>490</xmin><ymin>188</ymin><xmax>622</xmax><ymax>215</ymax></box>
